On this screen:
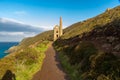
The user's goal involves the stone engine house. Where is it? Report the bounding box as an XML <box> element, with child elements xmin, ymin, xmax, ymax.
<box><xmin>53</xmin><ymin>17</ymin><xmax>63</xmax><ymax>41</ymax></box>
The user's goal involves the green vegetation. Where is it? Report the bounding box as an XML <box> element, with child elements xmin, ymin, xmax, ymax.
<box><xmin>16</xmin><ymin>41</ymin><xmax>49</xmax><ymax>80</ymax></box>
<box><xmin>19</xmin><ymin>30</ymin><xmax>53</xmax><ymax>48</ymax></box>
<box><xmin>0</xmin><ymin>41</ymin><xmax>49</xmax><ymax>80</ymax></box>
<box><xmin>0</xmin><ymin>55</ymin><xmax>16</xmax><ymax>78</ymax></box>
<box><xmin>58</xmin><ymin>52</ymin><xmax>81</xmax><ymax>80</ymax></box>
<box><xmin>0</xmin><ymin>30</ymin><xmax>53</xmax><ymax>80</ymax></box>
<box><xmin>54</xmin><ymin>41</ymin><xmax>120</xmax><ymax>80</ymax></box>
<box><xmin>0</xmin><ymin>28</ymin><xmax>53</xmax><ymax>80</ymax></box>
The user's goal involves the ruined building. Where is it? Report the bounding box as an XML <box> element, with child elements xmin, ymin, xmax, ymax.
<box><xmin>53</xmin><ymin>17</ymin><xmax>63</xmax><ymax>41</ymax></box>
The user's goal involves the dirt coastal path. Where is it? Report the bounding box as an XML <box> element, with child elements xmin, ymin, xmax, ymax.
<box><xmin>32</xmin><ymin>43</ymin><xmax>69</xmax><ymax>80</ymax></box>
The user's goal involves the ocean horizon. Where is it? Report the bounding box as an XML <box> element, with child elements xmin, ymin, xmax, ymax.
<box><xmin>0</xmin><ymin>42</ymin><xmax>19</xmax><ymax>58</ymax></box>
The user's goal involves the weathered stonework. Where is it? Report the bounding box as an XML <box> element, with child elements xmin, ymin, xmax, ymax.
<box><xmin>53</xmin><ymin>17</ymin><xmax>63</xmax><ymax>41</ymax></box>
<box><xmin>106</xmin><ymin>8</ymin><xmax>111</xmax><ymax>11</ymax></box>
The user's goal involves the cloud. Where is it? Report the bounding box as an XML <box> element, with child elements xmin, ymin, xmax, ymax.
<box><xmin>0</xmin><ymin>32</ymin><xmax>36</xmax><ymax>42</ymax></box>
<box><xmin>0</xmin><ymin>18</ymin><xmax>43</xmax><ymax>32</ymax></box>
<box><xmin>0</xmin><ymin>17</ymin><xmax>44</xmax><ymax>41</ymax></box>
<box><xmin>0</xmin><ymin>32</ymin><xmax>24</xmax><ymax>36</ymax></box>
<box><xmin>0</xmin><ymin>17</ymin><xmax>24</xmax><ymax>24</ymax></box>
<box><xmin>14</xmin><ymin>11</ymin><xmax>27</xmax><ymax>16</ymax></box>
<box><xmin>0</xmin><ymin>31</ymin><xmax>36</xmax><ymax>37</ymax></box>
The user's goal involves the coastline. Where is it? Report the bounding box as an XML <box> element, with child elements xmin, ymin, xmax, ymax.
<box><xmin>0</xmin><ymin>42</ymin><xmax>19</xmax><ymax>58</ymax></box>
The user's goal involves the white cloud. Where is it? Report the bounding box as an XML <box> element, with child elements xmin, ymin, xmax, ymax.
<box><xmin>0</xmin><ymin>17</ymin><xmax>44</xmax><ymax>33</ymax></box>
<box><xmin>0</xmin><ymin>17</ymin><xmax>47</xmax><ymax>42</ymax></box>
<box><xmin>14</xmin><ymin>11</ymin><xmax>27</xmax><ymax>16</ymax></box>
<box><xmin>0</xmin><ymin>32</ymin><xmax>24</xmax><ymax>36</ymax></box>
<box><xmin>0</xmin><ymin>17</ymin><xmax>25</xmax><ymax>24</ymax></box>
<box><xmin>0</xmin><ymin>31</ymin><xmax>36</xmax><ymax>37</ymax></box>
<box><xmin>0</xmin><ymin>31</ymin><xmax>37</xmax><ymax>42</ymax></box>
<box><xmin>0</xmin><ymin>17</ymin><xmax>53</xmax><ymax>31</ymax></box>
<box><xmin>42</xmin><ymin>26</ymin><xmax>53</xmax><ymax>30</ymax></box>
<box><xmin>23</xmin><ymin>32</ymin><xmax>36</xmax><ymax>37</ymax></box>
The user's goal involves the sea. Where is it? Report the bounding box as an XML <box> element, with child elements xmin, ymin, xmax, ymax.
<box><xmin>0</xmin><ymin>42</ymin><xmax>19</xmax><ymax>58</ymax></box>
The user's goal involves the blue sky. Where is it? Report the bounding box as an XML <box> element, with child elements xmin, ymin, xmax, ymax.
<box><xmin>0</xmin><ymin>0</ymin><xmax>120</xmax><ymax>42</ymax></box>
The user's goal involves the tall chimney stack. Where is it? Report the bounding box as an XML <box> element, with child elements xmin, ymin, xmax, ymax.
<box><xmin>59</xmin><ymin>17</ymin><xmax>63</xmax><ymax>36</ymax></box>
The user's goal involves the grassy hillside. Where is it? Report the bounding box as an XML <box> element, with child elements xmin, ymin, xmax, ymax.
<box><xmin>0</xmin><ymin>29</ymin><xmax>53</xmax><ymax>79</ymax></box>
<box><xmin>54</xmin><ymin>6</ymin><xmax>120</xmax><ymax>80</ymax></box>
<box><xmin>0</xmin><ymin>29</ymin><xmax>53</xmax><ymax>80</ymax></box>
<box><xmin>63</xmin><ymin>6</ymin><xmax>120</xmax><ymax>39</ymax></box>
<box><xmin>15</xmin><ymin>41</ymin><xmax>49</xmax><ymax>80</ymax></box>
<box><xmin>0</xmin><ymin>41</ymin><xmax>50</xmax><ymax>80</ymax></box>
<box><xmin>19</xmin><ymin>30</ymin><xmax>53</xmax><ymax>48</ymax></box>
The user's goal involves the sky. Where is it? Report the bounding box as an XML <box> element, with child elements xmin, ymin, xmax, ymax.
<box><xmin>0</xmin><ymin>0</ymin><xmax>120</xmax><ymax>42</ymax></box>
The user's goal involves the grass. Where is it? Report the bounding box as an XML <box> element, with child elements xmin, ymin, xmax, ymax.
<box><xmin>19</xmin><ymin>30</ymin><xmax>53</xmax><ymax>48</ymax></box>
<box><xmin>0</xmin><ymin>41</ymin><xmax>49</xmax><ymax>80</ymax></box>
<box><xmin>16</xmin><ymin>53</ymin><xmax>45</xmax><ymax>80</ymax></box>
<box><xmin>54</xmin><ymin>41</ymin><xmax>120</xmax><ymax>80</ymax></box>
<box><xmin>59</xmin><ymin>52</ymin><xmax>82</xmax><ymax>80</ymax></box>
<box><xmin>15</xmin><ymin>41</ymin><xmax>49</xmax><ymax>80</ymax></box>
<box><xmin>54</xmin><ymin>42</ymin><xmax>97</xmax><ymax>80</ymax></box>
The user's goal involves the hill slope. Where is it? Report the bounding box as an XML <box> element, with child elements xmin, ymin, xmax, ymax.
<box><xmin>0</xmin><ymin>30</ymin><xmax>53</xmax><ymax>79</ymax></box>
<box><xmin>63</xmin><ymin>6</ymin><xmax>120</xmax><ymax>39</ymax></box>
<box><xmin>19</xmin><ymin>30</ymin><xmax>53</xmax><ymax>48</ymax></box>
<box><xmin>54</xmin><ymin>6</ymin><xmax>120</xmax><ymax>80</ymax></box>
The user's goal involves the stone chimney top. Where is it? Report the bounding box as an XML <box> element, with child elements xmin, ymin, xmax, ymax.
<box><xmin>106</xmin><ymin>8</ymin><xmax>111</xmax><ymax>11</ymax></box>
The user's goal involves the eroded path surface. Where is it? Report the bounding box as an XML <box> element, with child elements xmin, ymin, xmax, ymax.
<box><xmin>32</xmin><ymin>44</ymin><xmax>69</xmax><ymax>80</ymax></box>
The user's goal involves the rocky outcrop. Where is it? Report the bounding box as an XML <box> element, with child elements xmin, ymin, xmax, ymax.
<box><xmin>5</xmin><ymin>46</ymin><xmax>18</xmax><ymax>53</ymax></box>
